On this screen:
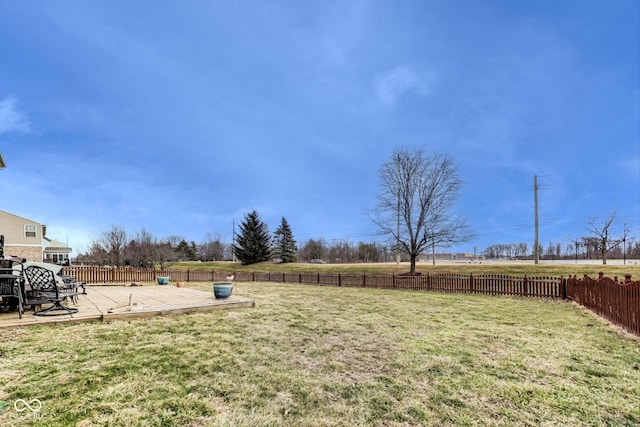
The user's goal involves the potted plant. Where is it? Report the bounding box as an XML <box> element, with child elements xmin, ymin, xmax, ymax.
<box><xmin>213</xmin><ymin>282</ymin><xmax>233</xmax><ymax>298</ymax></box>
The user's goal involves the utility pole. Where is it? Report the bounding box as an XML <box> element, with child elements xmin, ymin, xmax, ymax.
<box><xmin>534</xmin><ymin>174</ymin><xmax>539</xmax><ymax>264</ymax></box>
<box><xmin>396</xmin><ymin>195</ymin><xmax>400</xmax><ymax>264</ymax></box>
<box><xmin>232</xmin><ymin>220</ymin><xmax>236</xmax><ymax>262</ymax></box>
<box><xmin>623</xmin><ymin>223</ymin><xmax>628</xmax><ymax>265</ymax></box>
<box><xmin>432</xmin><ymin>237</ymin><xmax>436</xmax><ymax>266</ymax></box>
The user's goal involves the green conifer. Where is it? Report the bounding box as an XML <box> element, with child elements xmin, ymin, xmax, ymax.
<box><xmin>272</xmin><ymin>217</ymin><xmax>297</xmax><ymax>263</ymax></box>
<box><xmin>233</xmin><ymin>211</ymin><xmax>271</xmax><ymax>265</ymax></box>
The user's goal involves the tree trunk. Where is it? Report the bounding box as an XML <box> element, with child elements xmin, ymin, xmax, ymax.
<box><xmin>410</xmin><ymin>255</ymin><xmax>417</xmax><ymax>273</ymax></box>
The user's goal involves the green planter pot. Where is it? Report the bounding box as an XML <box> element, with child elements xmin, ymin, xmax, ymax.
<box><xmin>157</xmin><ymin>277</ymin><xmax>170</xmax><ymax>285</ymax></box>
<box><xmin>213</xmin><ymin>283</ymin><xmax>233</xmax><ymax>299</ymax></box>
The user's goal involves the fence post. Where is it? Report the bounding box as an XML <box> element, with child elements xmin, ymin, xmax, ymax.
<box><xmin>523</xmin><ymin>275</ymin><xmax>528</xmax><ymax>297</ymax></box>
<box><xmin>559</xmin><ymin>276</ymin><xmax>567</xmax><ymax>299</ymax></box>
<box><xmin>469</xmin><ymin>273</ymin><xmax>474</xmax><ymax>294</ymax></box>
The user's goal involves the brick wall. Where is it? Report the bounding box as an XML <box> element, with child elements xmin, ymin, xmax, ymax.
<box><xmin>4</xmin><ymin>246</ymin><xmax>42</xmax><ymax>262</ymax></box>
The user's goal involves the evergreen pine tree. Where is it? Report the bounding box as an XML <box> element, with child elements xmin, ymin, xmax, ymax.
<box><xmin>175</xmin><ymin>239</ymin><xmax>197</xmax><ymax>261</ymax></box>
<box><xmin>272</xmin><ymin>217</ymin><xmax>297</xmax><ymax>263</ymax></box>
<box><xmin>190</xmin><ymin>241</ymin><xmax>198</xmax><ymax>261</ymax></box>
<box><xmin>233</xmin><ymin>210</ymin><xmax>271</xmax><ymax>265</ymax></box>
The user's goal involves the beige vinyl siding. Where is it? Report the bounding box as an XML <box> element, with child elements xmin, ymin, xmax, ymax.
<box><xmin>0</xmin><ymin>210</ymin><xmax>43</xmax><ymax>261</ymax></box>
<box><xmin>0</xmin><ymin>210</ymin><xmax>42</xmax><ymax>244</ymax></box>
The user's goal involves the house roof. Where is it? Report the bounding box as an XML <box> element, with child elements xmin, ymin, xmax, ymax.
<box><xmin>0</xmin><ymin>209</ymin><xmax>41</xmax><ymax>225</ymax></box>
<box><xmin>43</xmin><ymin>238</ymin><xmax>71</xmax><ymax>252</ymax></box>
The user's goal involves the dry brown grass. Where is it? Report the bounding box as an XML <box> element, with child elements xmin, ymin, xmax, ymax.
<box><xmin>1</xmin><ymin>281</ymin><xmax>639</xmax><ymax>426</ymax></box>
<box><xmin>170</xmin><ymin>259</ymin><xmax>640</xmax><ymax>279</ymax></box>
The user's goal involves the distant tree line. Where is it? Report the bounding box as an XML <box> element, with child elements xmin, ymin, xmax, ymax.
<box><xmin>76</xmin><ymin>203</ymin><xmax>636</xmax><ymax>268</ymax></box>
<box><xmin>76</xmin><ymin>217</ymin><xmax>400</xmax><ymax>267</ymax></box>
<box><xmin>296</xmin><ymin>239</ymin><xmax>393</xmax><ymax>263</ymax></box>
<box><xmin>76</xmin><ymin>224</ymin><xmax>638</xmax><ymax>268</ymax></box>
<box><xmin>482</xmin><ymin>214</ymin><xmax>638</xmax><ymax>264</ymax></box>
<box><xmin>483</xmin><ymin>239</ymin><xmax>639</xmax><ymax>262</ymax></box>
<box><xmin>231</xmin><ymin>211</ymin><xmax>396</xmax><ymax>265</ymax></box>
<box><xmin>76</xmin><ymin>226</ymin><xmax>233</xmax><ymax>267</ymax></box>
<box><xmin>483</xmin><ymin>242</ymin><xmax>531</xmax><ymax>259</ymax></box>
<box><xmin>77</xmin><ymin>218</ymin><xmax>638</xmax><ymax>268</ymax></box>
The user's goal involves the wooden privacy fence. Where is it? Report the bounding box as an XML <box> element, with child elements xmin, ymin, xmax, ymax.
<box><xmin>62</xmin><ymin>267</ymin><xmax>564</xmax><ymax>298</ymax></box>
<box><xmin>257</xmin><ymin>272</ymin><xmax>564</xmax><ymax>298</ymax></box>
<box><xmin>61</xmin><ymin>266</ymin><xmax>233</xmax><ymax>283</ymax></box>
<box><xmin>566</xmin><ymin>275</ymin><xmax>639</xmax><ymax>336</ymax></box>
<box><xmin>61</xmin><ymin>266</ymin><xmax>638</xmax><ymax>336</ymax></box>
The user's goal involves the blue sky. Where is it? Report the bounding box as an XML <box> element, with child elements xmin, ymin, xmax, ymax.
<box><xmin>0</xmin><ymin>0</ymin><xmax>638</xmax><ymax>256</ymax></box>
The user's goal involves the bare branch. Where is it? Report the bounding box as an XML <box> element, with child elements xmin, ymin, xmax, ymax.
<box><xmin>372</xmin><ymin>147</ymin><xmax>472</xmax><ymax>272</ymax></box>
<box><xmin>585</xmin><ymin>212</ymin><xmax>623</xmax><ymax>265</ymax></box>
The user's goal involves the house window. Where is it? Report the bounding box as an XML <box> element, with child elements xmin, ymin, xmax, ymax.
<box><xmin>25</xmin><ymin>225</ymin><xmax>37</xmax><ymax>238</ymax></box>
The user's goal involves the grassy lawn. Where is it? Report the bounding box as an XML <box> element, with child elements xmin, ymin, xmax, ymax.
<box><xmin>1</xmin><ymin>281</ymin><xmax>639</xmax><ymax>426</ymax></box>
<box><xmin>169</xmin><ymin>260</ymin><xmax>640</xmax><ymax>279</ymax></box>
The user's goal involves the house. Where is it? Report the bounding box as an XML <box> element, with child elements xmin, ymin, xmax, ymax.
<box><xmin>0</xmin><ymin>209</ymin><xmax>72</xmax><ymax>263</ymax></box>
<box><xmin>43</xmin><ymin>237</ymin><xmax>72</xmax><ymax>265</ymax></box>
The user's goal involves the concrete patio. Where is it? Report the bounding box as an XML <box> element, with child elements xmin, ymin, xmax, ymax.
<box><xmin>0</xmin><ymin>284</ymin><xmax>255</xmax><ymax>329</ymax></box>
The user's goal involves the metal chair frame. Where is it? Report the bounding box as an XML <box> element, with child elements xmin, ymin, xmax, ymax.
<box><xmin>23</xmin><ymin>265</ymin><xmax>81</xmax><ymax>316</ymax></box>
<box><xmin>0</xmin><ymin>257</ymin><xmax>25</xmax><ymax>319</ymax></box>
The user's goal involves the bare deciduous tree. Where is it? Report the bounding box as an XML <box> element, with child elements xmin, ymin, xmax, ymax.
<box><xmin>584</xmin><ymin>212</ymin><xmax>624</xmax><ymax>265</ymax></box>
<box><xmin>94</xmin><ymin>225</ymin><xmax>128</xmax><ymax>267</ymax></box>
<box><xmin>373</xmin><ymin>148</ymin><xmax>472</xmax><ymax>273</ymax></box>
<box><xmin>124</xmin><ymin>228</ymin><xmax>156</xmax><ymax>267</ymax></box>
<box><xmin>199</xmin><ymin>233</ymin><xmax>227</xmax><ymax>261</ymax></box>
<box><xmin>155</xmin><ymin>240</ymin><xmax>176</xmax><ymax>268</ymax></box>
<box><xmin>299</xmin><ymin>238</ymin><xmax>327</xmax><ymax>262</ymax></box>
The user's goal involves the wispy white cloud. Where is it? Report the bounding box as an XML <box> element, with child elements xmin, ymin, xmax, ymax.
<box><xmin>0</xmin><ymin>95</ymin><xmax>30</xmax><ymax>134</ymax></box>
<box><xmin>292</xmin><ymin>1</ymin><xmax>368</xmax><ymax>68</ymax></box>
<box><xmin>0</xmin><ymin>1</ymin><xmax>636</xmax><ymax>254</ymax></box>
<box><xmin>374</xmin><ymin>66</ymin><xmax>434</xmax><ymax>106</ymax></box>
<box><xmin>619</xmin><ymin>156</ymin><xmax>640</xmax><ymax>177</ymax></box>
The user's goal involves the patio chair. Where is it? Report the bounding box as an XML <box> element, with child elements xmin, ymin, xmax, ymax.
<box><xmin>58</xmin><ymin>274</ymin><xmax>86</xmax><ymax>304</ymax></box>
<box><xmin>23</xmin><ymin>265</ymin><xmax>81</xmax><ymax>316</ymax></box>
<box><xmin>0</xmin><ymin>257</ymin><xmax>25</xmax><ymax>319</ymax></box>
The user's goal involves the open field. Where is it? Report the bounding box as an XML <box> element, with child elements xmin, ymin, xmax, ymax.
<box><xmin>1</xmin><ymin>281</ymin><xmax>639</xmax><ymax>426</ymax></box>
<box><xmin>169</xmin><ymin>259</ymin><xmax>640</xmax><ymax>279</ymax></box>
